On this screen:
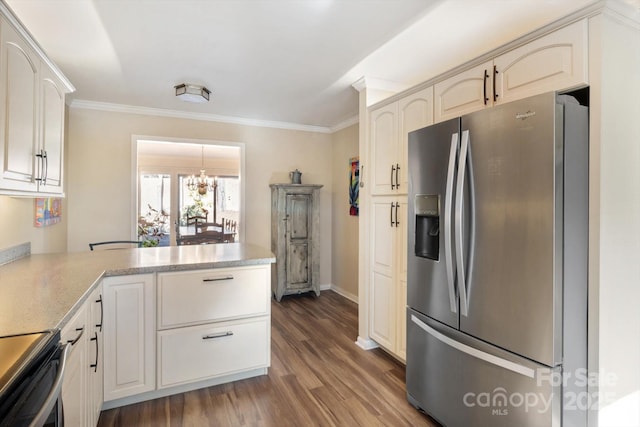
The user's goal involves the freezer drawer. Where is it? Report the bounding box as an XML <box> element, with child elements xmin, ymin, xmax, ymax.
<box><xmin>406</xmin><ymin>309</ymin><xmax>561</xmax><ymax>427</ymax></box>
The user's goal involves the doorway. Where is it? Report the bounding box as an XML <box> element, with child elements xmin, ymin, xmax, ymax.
<box><xmin>133</xmin><ymin>136</ymin><xmax>245</xmax><ymax>246</ymax></box>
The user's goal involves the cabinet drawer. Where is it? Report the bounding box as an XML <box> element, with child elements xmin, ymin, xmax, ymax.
<box><xmin>158</xmin><ymin>265</ymin><xmax>270</xmax><ymax>329</ymax></box>
<box><xmin>157</xmin><ymin>317</ymin><xmax>270</xmax><ymax>388</ymax></box>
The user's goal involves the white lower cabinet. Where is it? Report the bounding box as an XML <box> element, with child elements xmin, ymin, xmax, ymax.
<box><xmin>87</xmin><ymin>286</ymin><xmax>103</xmax><ymax>427</ymax></box>
<box><xmin>102</xmin><ymin>265</ymin><xmax>271</xmax><ymax>409</ymax></box>
<box><xmin>61</xmin><ymin>301</ymin><xmax>88</xmax><ymax>427</ymax></box>
<box><xmin>369</xmin><ymin>196</ymin><xmax>407</xmax><ymax>361</ymax></box>
<box><xmin>103</xmin><ymin>274</ymin><xmax>156</xmax><ymax>402</ymax></box>
<box><xmin>158</xmin><ymin>317</ymin><xmax>270</xmax><ymax>388</ymax></box>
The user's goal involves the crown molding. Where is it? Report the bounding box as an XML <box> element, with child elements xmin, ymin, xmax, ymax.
<box><xmin>0</xmin><ymin>1</ymin><xmax>75</xmax><ymax>93</ymax></box>
<box><xmin>69</xmin><ymin>99</ymin><xmax>335</xmax><ymax>134</ymax></box>
<box><xmin>351</xmin><ymin>76</ymin><xmax>409</xmax><ymax>93</ymax></box>
<box><xmin>329</xmin><ymin>115</ymin><xmax>359</xmax><ymax>133</ymax></box>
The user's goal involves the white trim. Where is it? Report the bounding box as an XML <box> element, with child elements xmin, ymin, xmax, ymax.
<box><xmin>410</xmin><ymin>315</ymin><xmax>536</xmax><ymax>379</ymax></box>
<box><xmin>367</xmin><ymin>0</ymin><xmax>610</xmax><ymax>112</ymax></box>
<box><xmin>70</xmin><ymin>99</ymin><xmax>333</xmax><ymax>134</ymax></box>
<box><xmin>319</xmin><ymin>283</ymin><xmax>332</xmax><ymax>291</ymax></box>
<box><xmin>327</xmin><ymin>285</ymin><xmax>358</xmax><ymax>304</ymax></box>
<box><xmin>355</xmin><ymin>336</ymin><xmax>379</xmax><ymax>351</ymax></box>
<box><xmin>102</xmin><ymin>367</ymin><xmax>267</xmax><ymax>410</ymax></box>
<box><xmin>0</xmin><ymin>3</ymin><xmax>75</xmax><ymax>92</ymax></box>
<box><xmin>329</xmin><ymin>115</ymin><xmax>359</xmax><ymax>133</ymax></box>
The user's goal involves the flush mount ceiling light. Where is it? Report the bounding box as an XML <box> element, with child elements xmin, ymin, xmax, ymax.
<box><xmin>174</xmin><ymin>83</ymin><xmax>211</xmax><ymax>103</ymax></box>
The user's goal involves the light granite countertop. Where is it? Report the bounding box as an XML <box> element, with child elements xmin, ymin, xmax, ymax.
<box><xmin>0</xmin><ymin>243</ymin><xmax>275</xmax><ymax>337</ymax></box>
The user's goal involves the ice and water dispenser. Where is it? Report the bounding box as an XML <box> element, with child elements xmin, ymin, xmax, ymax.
<box><xmin>414</xmin><ymin>194</ymin><xmax>440</xmax><ymax>260</ymax></box>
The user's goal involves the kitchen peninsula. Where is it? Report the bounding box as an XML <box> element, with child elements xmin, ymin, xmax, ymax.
<box><xmin>0</xmin><ymin>243</ymin><xmax>275</xmax><ymax>425</ymax></box>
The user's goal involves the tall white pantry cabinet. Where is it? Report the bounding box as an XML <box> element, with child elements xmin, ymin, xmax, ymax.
<box><xmin>368</xmin><ymin>88</ymin><xmax>434</xmax><ymax>361</ymax></box>
<box><xmin>358</xmin><ymin>7</ymin><xmax>640</xmax><ymax>426</ymax></box>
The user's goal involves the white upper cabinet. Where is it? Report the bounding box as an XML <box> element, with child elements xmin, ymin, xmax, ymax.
<box><xmin>398</xmin><ymin>87</ymin><xmax>434</xmax><ymax>191</ymax></box>
<box><xmin>370</xmin><ymin>87</ymin><xmax>433</xmax><ymax>195</ymax></box>
<box><xmin>0</xmin><ymin>10</ymin><xmax>73</xmax><ymax>196</ymax></box>
<box><xmin>39</xmin><ymin>66</ymin><xmax>66</xmax><ymax>192</ymax></box>
<box><xmin>495</xmin><ymin>20</ymin><xmax>588</xmax><ymax>105</ymax></box>
<box><xmin>434</xmin><ymin>19</ymin><xmax>587</xmax><ymax>123</ymax></box>
<box><xmin>370</xmin><ymin>102</ymin><xmax>399</xmax><ymax>195</ymax></box>
<box><xmin>435</xmin><ymin>61</ymin><xmax>493</xmax><ymax>123</ymax></box>
<box><xmin>0</xmin><ymin>18</ymin><xmax>39</xmax><ymax>192</ymax></box>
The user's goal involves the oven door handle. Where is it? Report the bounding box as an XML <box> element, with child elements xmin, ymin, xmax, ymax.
<box><xmin>29</xmin><ymin>343</ymin><xmax>70</xmax><ymax>427</ymax></box>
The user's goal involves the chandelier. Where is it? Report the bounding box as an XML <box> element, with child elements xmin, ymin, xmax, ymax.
<box><xmin>187</xmin><ymin>146</ymin><xmax>216</xmax><ymax>195</ymax></box>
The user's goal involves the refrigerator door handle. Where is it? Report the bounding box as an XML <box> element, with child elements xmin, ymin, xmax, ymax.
<box><xmin>410</xmin><ymin>314</ymin><xmax>536</xmax><ymax>379</ymax></box>
<box><xmin>444</xmin><ymin>133</ymin><xmax>459</xmax><ymax>313</ymax></box>
<box><xmin>455</xmin><ymin>130</ymin><xmax>474</xmax><ymax>316</ymax></box>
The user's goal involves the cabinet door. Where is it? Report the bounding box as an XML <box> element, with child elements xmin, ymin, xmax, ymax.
<box><xmin>434</xmin><ymin>61</ymin><xmax>492</xmax><ymax>123</ymax></box>
<box><xmin>370</xmin><ymin>197</ymin><xmax>407</xmax><ymax>358</ymax></box>
<box><xmin>286</xmin><ymin>194</ymin><xmax>311</xmax><ymax>290</ymax></box>
<box><xmin>369</xmin><ymin>196</ymin><xmax>396</xmax><ymax>349</ymax></box>
<box><xmin>370</xmin><ymin>103</ymin><xmax>398</xmax><ymax>195</ymax></box>
<box><xmin>495</xmin><ymin>20</ymin><xmax>587</xmax><ymax>105</ymax></box>
<box><xmin>88</xmin><ymin>287</ymin><xmax>104</xmax><ymax>427</ymax></box>
<box><xmin>103</xmin><ymin>274</ymin><xmax>155</xmax><ymax>402</ymax></box>
<box><xmin>398</xmin><ymin>87</ymin><xmax>434</xmax><ymax>192</ymax></box>
<box><xmin>61</xmin><ymin>302</ymin><xmax>88</xmax><ymax>427</ymax></box>
<box><xmin>395</xmin><ymin>199</ymin><xmax>408</xmax><ymax>362</ymax></box>
<box><xmin>38</xmin><ymin>65</ymin><xmax>65</xmax><ymax>193</ymax></box>
<box><xmin>0</xmin><ymin>18</ymin><xmax>39</xmax><ymax>192</ymax></box>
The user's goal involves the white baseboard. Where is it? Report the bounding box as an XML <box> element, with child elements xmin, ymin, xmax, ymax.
<box><xmin>355</xmin><ymin>336</ymin><xmax>379</xmax><ymax>351</ymax></box>
<box><xmin>320</xmin><ymin>283</ymin><xmax>358</xmax><ymax>304</ymax></box>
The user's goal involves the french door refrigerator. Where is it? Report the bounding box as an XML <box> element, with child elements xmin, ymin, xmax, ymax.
<box><xmin>406</xmin><ymin>91</ymin><xmax>588</xmax><ymax>427</ymax></box>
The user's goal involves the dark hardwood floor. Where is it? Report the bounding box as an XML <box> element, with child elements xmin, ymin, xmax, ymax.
<box><xmin>97</xmin><ymin>290</ymin><xmax>439</xmax><ymax>426</ymax></box>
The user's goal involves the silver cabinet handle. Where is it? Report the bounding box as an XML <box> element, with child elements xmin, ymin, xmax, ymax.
<box><xmin>35</xmin><ymin>149</ymin><xmax>46</xmax><ymax>184</ymax></box>
<box><xmin>444</xmin><ymin>133</ymin><xmax>459</xmax><ymax>314</ymax></box>
<box><xmin>202</xmin><ymin>331</ymin><xmax>233</xmax><ymax>340</ymax></box>
<box><xmin>202</xmin><ymin>276</ymin><xmax>234</xmax><ymax>282</ymax></box>
<box><xmin>42</xmin><ymin>149</ymin><xmax>48</xmax><ymax>185</ymax></box>
<box><xmin>359</xmin><ymin>165</ymin><xmax>364</xmax><ymax>188</ymax></box>
<box><xmin>30</xmin><ymin>343</ymin><xmax>70</xmax><ymax>427</ymax></box>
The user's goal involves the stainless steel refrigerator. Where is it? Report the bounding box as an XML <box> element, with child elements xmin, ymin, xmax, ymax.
<box><xmin>406</xmin><ymin>91</ymin><xmax>588</xmax><ymax>427</ymax></box>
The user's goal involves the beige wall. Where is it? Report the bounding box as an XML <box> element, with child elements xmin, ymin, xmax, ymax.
<box><xmin>66</xmin><ymin>107</ymin><xmax>334</xmax><ymax>287</ymax></box>
<box><xmin>330</xmin><ymin>124</ymin><xmax>359</xmax><ymax>302</ymax></box>
<box><xmin>0</xmin><ymin>196</ymin><xmax>67</xmax><ymax>254</ymax></box>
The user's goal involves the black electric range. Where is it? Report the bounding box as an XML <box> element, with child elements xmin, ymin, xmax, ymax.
<box><xmin>0</xmin><ymin>330</ymin><xmax>62</xmax><ymax>426</ymax></box>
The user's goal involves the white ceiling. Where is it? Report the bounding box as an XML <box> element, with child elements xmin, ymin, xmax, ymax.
<box><xmin>4</xmin><ymin>0</ymin><xmax>619</xmax><ymax>131</ymax></box>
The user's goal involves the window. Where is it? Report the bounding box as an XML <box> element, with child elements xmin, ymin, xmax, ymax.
<box><xmin>138</xmin><ymin>173</ymin><xmax>171</xmax><ymax>246</ymax></box>
<box><xmin>177</xmin><ymin>175</ymin><xmax>240</xmax><ymax>236</ymax></box>
<box><xmin>134</xmin><ymin>137</ymin><xmax>244</xmax><ymax>246</ymax></box>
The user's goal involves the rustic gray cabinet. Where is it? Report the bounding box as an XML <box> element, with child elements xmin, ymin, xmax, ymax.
<box><xmin>270</xmin><ymin>184</ymin><xmax>322</xmax><ymax>301</ymax></box>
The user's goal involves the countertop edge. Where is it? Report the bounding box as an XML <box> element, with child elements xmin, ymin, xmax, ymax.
<box><xmin>0</xmin><ymin>243</ymin><xmax>276</xmax><ymax>336</ymax></box>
